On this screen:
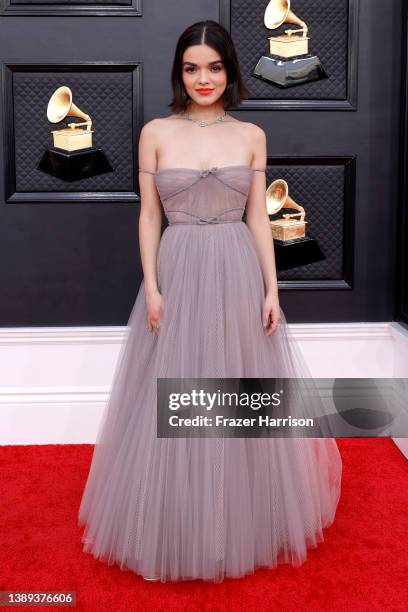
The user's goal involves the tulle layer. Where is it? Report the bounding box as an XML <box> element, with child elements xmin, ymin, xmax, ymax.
<box><xmin>78</xmin><ymin>222</ymin><xmax>342</xmax><ymax>583</ymax></box>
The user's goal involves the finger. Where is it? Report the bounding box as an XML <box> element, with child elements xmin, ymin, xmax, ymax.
<box><xmin>263</xmin><ymin>310</ymin><xmax>271</xmax><ymax>328</ymax></box>
<box><xmin>267</xmin><ymin>322</ymin><xmax>277</xmax><ymax>336</ymax></box>
<box><xmin>267</xmin><ymin>316</ymin><xmax>280</xmax><ymax>336</ymax></box>
<box><xmin>263</xmin><ymin>313</ymin><xmax>274</xmax><ymax>335</ymax></box>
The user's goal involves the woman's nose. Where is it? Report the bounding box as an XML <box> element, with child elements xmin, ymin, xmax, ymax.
<box><xmin>198</xmin><ymin>71</ymin><xmax>210</xmax><ymax>84</ymax></box>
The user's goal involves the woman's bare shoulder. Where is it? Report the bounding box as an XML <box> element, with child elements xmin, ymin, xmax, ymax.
<box><xmin>239</xmin><ymin>120</ymin><xmax>266</xmax><ymax>138</ymax></box>
<box><xmin>140</xmin><ymin>118</ymin><xmax>164</xmax><ymax>132</ymax></box>
<box><xmin>148</xmin><ymin>114</ymin><xmax>183</xmax><ymax>124</ymax></box>
<box><xmin>227</xmin><ymin>117</ymin><xmax>265</xmax><ymax>139</ymax></box>
<box><xmin>141</xmin><ymin>115</ymin><xmax>183</xmax><ymax>134</ymax></box>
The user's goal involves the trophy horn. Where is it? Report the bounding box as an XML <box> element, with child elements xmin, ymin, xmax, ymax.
<box><xmin>266</xmin><ymin>178</ymin><xmax>289</xmax><ymax>215</ymax></box>
<box><xmin>47</xmin><ymin>86</ymin><xmax>92</xmax><ymax>130</ymax></box>
<box><xmin>264</xmin><ymin>0</ymin><xmax>308</xmax><ymax>36</ymax></box>
<box><xmin>266</xmin><ymin>178</ymin><xmax>306</xmax><ymax>221</ymax></box>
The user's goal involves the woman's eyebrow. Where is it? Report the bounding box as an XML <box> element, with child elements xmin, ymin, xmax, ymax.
<box><xmin>182</xmin><ymin>60</ymin><xmax>224</xmax><ymax>66</ymax></box>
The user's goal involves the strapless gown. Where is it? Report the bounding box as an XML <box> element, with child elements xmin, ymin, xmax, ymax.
<box><xmin>78</xmin><ymin>165</ymin><xmax>342</xmax><ymax>583</ymax></box>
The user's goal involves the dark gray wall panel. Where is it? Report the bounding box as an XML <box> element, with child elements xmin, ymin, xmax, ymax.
<box><xmin>0</xmin><ymin>0</ymin><xmax>404</xmax><ymax>325</ymax></box>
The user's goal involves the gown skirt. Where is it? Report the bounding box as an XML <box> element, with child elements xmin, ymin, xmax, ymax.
<box><xmin>78</xmin><ymin>165</ymin><xmax>342</xmax><ymax>583</ymax></box>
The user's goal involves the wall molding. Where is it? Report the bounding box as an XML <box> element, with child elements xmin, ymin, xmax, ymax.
<box><xmin>0</xmin><ymin>321</ymin><xmax>407</xmax><ymax>457</ymax></box>
<box><xmin>0</xmin><ymin>0</ymin><xmax>142</xmax><ymax>17</ymax></box>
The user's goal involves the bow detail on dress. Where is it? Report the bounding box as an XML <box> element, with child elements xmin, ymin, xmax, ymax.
<box><xmin>199</xmin><ymin>167</ymin><xmax>219</xmax><ymax>178</ymax></box>
<box><xmin>198</xmin><ymin>216</ymin><xmax>220</xmax><ymax>224</ymax></box>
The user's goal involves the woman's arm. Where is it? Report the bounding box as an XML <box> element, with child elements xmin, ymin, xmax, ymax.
<box><xmin>138</xmin><ymin>121</ymin><xmax>163</xmax><ymax>297</ymax></box>
<box><xmin>245</xmin><ymin>125</ymin><xmax>278</xmax><ymax>299</ymax></box>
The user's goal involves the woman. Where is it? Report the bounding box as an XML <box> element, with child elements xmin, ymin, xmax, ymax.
<box><xmin>78</xmin><ymin>20</ymin><xmax>342</xmax><ymax>583</ymax></box>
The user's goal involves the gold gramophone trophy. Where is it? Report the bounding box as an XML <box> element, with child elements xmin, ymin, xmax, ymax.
<box><xmin>266</xmin><ymin>178</ymin><xmax>325</xmax><ymax>270</ymax></box>
<box><xmin>253</xmin><ymin>0</ymin><xmax>328</xmax><ymax>88</ymax></box>
<box><xmin>38</xmin><ymin>85</ymin><xmax>113</xmax><ymax>181</ymax></box>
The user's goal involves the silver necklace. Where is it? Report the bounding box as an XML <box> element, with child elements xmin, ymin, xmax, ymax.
<box><xmin>182</xmin><ymin>109</ymin><xmax>228</xmax><ymax>127</ymax></box>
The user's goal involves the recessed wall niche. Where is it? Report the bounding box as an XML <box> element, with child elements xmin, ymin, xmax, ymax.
<box><xmin>0</xmin><ymin>0</ymin><xmax>142</xmax><ymax>17</ymax></box>
<box><xmin>220</xmin><ymin>0</ymin><xmax>359</xmax><ymax>110</ymax></box>
<box><xmin>1</xmin><ymin>62</ymin><xmax>143</xmax><ymax>203</ymax></box>
<box><xmin>254</xmin><ymin>156</ymin><xmax>356</xmax><ymax>289</ymax></box>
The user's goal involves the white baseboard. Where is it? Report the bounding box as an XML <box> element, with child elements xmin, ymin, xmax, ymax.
<box><xmin>0</xmin><ymin>322</ymin><xmax>407</xmax><ymax>458</ymax></box>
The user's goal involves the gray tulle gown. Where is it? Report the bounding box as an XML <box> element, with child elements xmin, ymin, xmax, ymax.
<box><xmin>78</xmin><ymin>165</ymin><xmax>342</xmax><ymax>583</ymax></box>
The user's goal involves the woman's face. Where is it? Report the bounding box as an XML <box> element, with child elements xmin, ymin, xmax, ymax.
<box><xmin>181</xmin><ymin>44</ymin><xmax>227</xmax><ymax>107</ymax></box>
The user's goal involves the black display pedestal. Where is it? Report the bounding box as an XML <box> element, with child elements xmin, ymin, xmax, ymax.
<box><xmin>274</xmin><ymin>236</ymin><xmax>326</xmax><ymax>271</ymax></box>
<box><xmin>38</xmin><ymin>147</ymin><xmax>113</xmax><ymax>181</ymax></box>
<box><xmin>253</xmin><ymin>54</ymin><xmax>328</xmax><ymax>88</ymax></box>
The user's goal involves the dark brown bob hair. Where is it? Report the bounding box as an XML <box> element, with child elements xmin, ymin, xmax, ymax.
<box><xmin>168</xmin><ymin>20</ymin><xmax>249</xmax><ymax>113</ymax></box>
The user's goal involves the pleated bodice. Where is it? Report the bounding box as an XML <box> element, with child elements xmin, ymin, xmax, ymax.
<box><xmin>141</xmin><ymin>165</ymin><xmax>259</xmax><ymax>226</ymax></box>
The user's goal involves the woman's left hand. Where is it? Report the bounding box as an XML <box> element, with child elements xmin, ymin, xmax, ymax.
<box><xmin>262</xmin><ymin>292</ymin><xmax>281</xmax><ymax>336</ymax></box>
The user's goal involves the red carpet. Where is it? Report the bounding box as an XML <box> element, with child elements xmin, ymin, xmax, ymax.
<box><xmin>0</xmin><ymin>439</ymin><xmax>407</xmax><ymax>611</ymax></box>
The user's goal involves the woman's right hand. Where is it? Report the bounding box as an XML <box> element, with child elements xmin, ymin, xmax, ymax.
<box><xmin>146</xmin><ymin>289</ymin><xmax>164</xmax><ymax>334</ymax></box>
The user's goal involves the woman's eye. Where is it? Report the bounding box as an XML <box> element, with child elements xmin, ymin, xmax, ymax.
<box><xmin>185</xmin><ymin>66</ymin><xmax>222</xmax><ymax>73</ymax></box>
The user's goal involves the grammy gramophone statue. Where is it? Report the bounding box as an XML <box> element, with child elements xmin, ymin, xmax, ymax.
<box><xmin>38</xmin><ymin>85</ymin><xmax>113</xmax><ymax>181</ymax></box>
<box><xmin>267</xmin><ymin>178</ymin><xmax>325</xmax><ymax>271</ymax></box>
<box><xmin>253</xmin><ymin>0</ymin><xmax>328</xmax><ymax>88</ymax></box>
